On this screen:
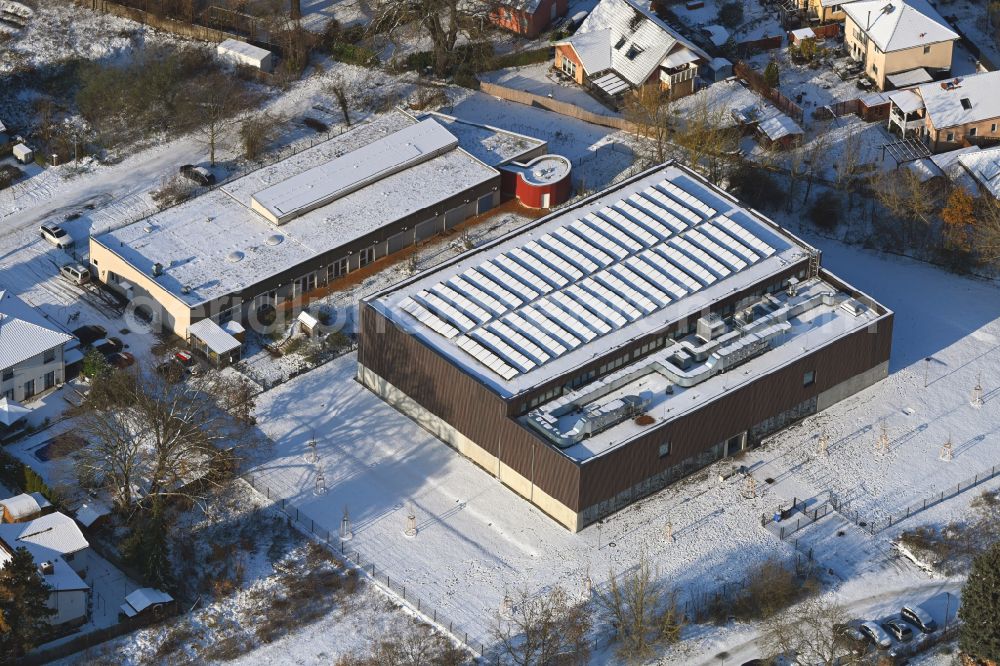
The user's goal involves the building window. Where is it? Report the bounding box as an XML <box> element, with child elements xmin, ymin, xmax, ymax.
<box><xmin>969</xmin><ymin>127</ymin><xmax>978</xmax><ymax>137</ymax></box>
<box><xmin>2</xmin><ymin>369</ymin><xmax>11</xmax><ymax>382</ymax></box>
<box><xmin>992</xmin><ymin>123</ymin><xmax>998</xmax><ymax>133</ymax></box>
<box><xmin>658</xmin><ymin>442</ymin><xmax>671</xmax><ymax>458</ymax></box>
<box><xmin>328</xmin><ymin>257</ymin><xmax>349</xmax><ymax>281</ymax></box>
<box><xmin>359</xmin><ymin>247</ymin><xmax>375</xmax><ymax>267</ymax></box>
<box><xmin>872</xmin><ymin>64</ymin><xmax>878</xmax><ymax>75</ymax></box>
<box><xmin>803</xmin><ymin>370</ymin><xmax>816</xmax><ymax>387</ymax></box>
<box><xmin>23</xmin><ymin>379</ymin><xmax>34</xmax><ymax>399</ymax></box>
<box><xmin>923</xmin><ymin>45</ymin><xmax>930</xmax><ymax>54</ymax></box>
<box><xmin>44</xmin><ymin>372</ymin><xmax>55</xmax><ymax>390</ymax></box>
<box><xmin>946</xmin><ymin>132</ymin><xmax>954</xmax><ymax>142</ymax></box>
<box><xmin>43</xmin><ymin>349</ymin><xmax>55</xmax><ymax>364</ymax></box>
<box><xmin>3</xmin><ymin>389</ymin><xmax>11</xmax><ymax>401</ymax></box>
<box><xmin>561</xmin><ymin>56</ymin><xmax>576</xmax><ymax>78</ymax></box>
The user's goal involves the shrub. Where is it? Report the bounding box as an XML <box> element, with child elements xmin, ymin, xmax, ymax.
<box><xmin>763</xmin><ymin>60</ymin><xmax>780</xmax><ymax>88</ymax></box>
<box><xmin>718</xmin><ymin>1</ymin><xmax>744</xmax><ymax>28</ymax></box>
<box><xmin>808</xmin><ymin>191</ymin><xmax>842</xmax><ymax>231</ymax></box>
<box><xmin>727</xmin><ymin>167</ymin><xmax>786</xmax><ymax>211</ymax></box>
<box><xmin>303</xmin><ymin>117</ymin><xmax>328</xmax><ymax>133</ymax></box>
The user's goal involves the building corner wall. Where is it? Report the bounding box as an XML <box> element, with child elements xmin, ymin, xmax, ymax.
<box><xmin>357</xmin><ymin>363</ymin><xmax>582</xmax><ymax>531</ymax></box>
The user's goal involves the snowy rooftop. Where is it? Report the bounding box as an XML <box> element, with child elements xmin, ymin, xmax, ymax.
<box><xmin>93</xmin><ymin>112</ymin><xmax>499</xmax><ymax>307</ymax></box>
<box><xmin>525</xmin><ymin>280</ymin><xmax>885</xmax><ymax>461</ymax></box>
<box><xmin>917</xmin><ymin>71</ymin><xmax>1000</xmax><ymax>129</ymax></box>
<box><xmin>758</xmin><ymin>114</ymin><xmax>803</xmax><ymax>141</ymax></box>
<box><xmin>370</xmin><ymin>164</ymin><xmax>820</xmax><ymax>398</ymax></box>
<box><xmin>0</xmin><ymin>289</ymin><xmax>73</xmax><ymax>369</ymax></box>
<box><xmin>558</xmin><ymin>0</ymin><xmax>708</xmax><ymax>86</ymax></box>
<box><xmin>0</xmin><ymin>492</ymin><xmax>51</xmax><ymax>520</ymax></box>
<box><xmin>217</xmin><ymin>39</ymin><xmax>271</xmax><ymax>61</ymax></box>
<box><xmin>958</xmin><ymin>145</ymin><xmax>1000</xmax><ymax>199</ymax></box>
<box><xmin>842</xmin><ymin>0</ymin><xmax>957</xmax><ymax>52</ymax></box>
<box><xmin>0</xmin><ymin>511</ymin><xmax>88</xmax><ymax>557</ymax></box>
<box><xmin>417</xmin><ymin>112</ymin><xmax>546</xmax><ymax>167</ymax></box>
<box><xmin>121</xmin><ymin>587</ymin><xmax>173</xmax><ymax>616</ymax></box>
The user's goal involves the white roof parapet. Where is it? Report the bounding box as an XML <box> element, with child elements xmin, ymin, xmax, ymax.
<box><xmin>188</xmin><ymin>318</ymin><xmax>242</xmax><ymax>354</ymax></box>
<box><xmin>250</xmin><ymin>119</ymin><xmax>459</xmax><ymax>224</ymax></box>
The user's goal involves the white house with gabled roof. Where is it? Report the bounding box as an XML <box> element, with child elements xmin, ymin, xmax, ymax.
<box><xmin>553</xmin><ymin>0</ymin><xmax>709</xmax><ymax>105</ymax></box>
<box><xmin>0</xmin><ymin>290</ymin><xmax>73</xmax><ymax>404</ymax></box>
<box><xmin>843</xmin><ymin>0</ymin><xmax>958</xmax><ymax>91</ymax></box>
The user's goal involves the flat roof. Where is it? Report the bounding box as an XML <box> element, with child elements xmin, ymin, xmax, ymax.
<box><xmin>418</xmin><ymin>112</ymin><xmax>546</xmax><ymax>167</ymax></box>
<box><xmin>94</xmin><ymin>111</ymin><xmax>499</xmax><ymax>308</ymax></box>
<box><xmin>217</xmin><ymin>39</ymin><xmax>271</xmax><ymax>60</ymax></box>
<box><xmin>369</xmin><ymin>164</ymin><xmax>816</xmax><ymax>398</ymax></box>
<box><xmin>525</xmin><ymin>279</ymin><xmax>884</xmax><ymax>461</ymax></box>
<box><xmin>251</xmin><ymin>119</ymin><xmax>459</xmax><ymax>224</ymax></box>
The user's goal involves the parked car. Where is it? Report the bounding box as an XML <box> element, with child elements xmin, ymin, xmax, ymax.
<box><xmin>108</xmin><ymin>351</ymin><xmax>135</xmax><ymax>369</ymax></box>
<box><xmin>179</xmin><ymin>164</ymin><xmax>215</xmax><ymax>186</ymax></box>
<box><xmin>72</xmin><ymin>324</ymin><xmax>107</xmax><ymax>346</ymax></box>
<box><xmin>59</xmin><ymin>263</ymin><xmax>91</xmax><ymax>285</ymax></box>
<box><xmin>94</xmin><ymin>337</ymin><xmax>124</xmax><ymax>357</ymax></box>
<box><xmin>900</xmin><ymin>604</ymin><xmax>938</xmax><ymax>633</ymax></box>
<box><xmin>859</xmin><ymin>621</ymin><xmax>893</xmax><ymax>649</ymax></box>
<box><xmin>156</xmin><ymin>359</ymin><xmax>187</xmax><ymax>383</ymax></box>
<box><xmin>40</xmin><ymin>223</ymin><xmax>73</xmax><ymax>249</ymax></box>
<box><xmin>174</xmin><ymin>350</ymin><xmax>202</xmax><ymax>375</ymax></box>
<box><xmin>882</xmin><ymin>618</ymin><xmax>915</xmax><ymax>642</ymax></box>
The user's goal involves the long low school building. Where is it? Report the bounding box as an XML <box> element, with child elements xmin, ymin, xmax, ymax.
<box><xmin>88</xmin><ymin>110</ymin><xmax>554</xmax><ymax>340</ymax></box>
<box><xmin>358</xmin><ymin>162</ymin><xmax>893</xmax><ymax>531</ymax></box>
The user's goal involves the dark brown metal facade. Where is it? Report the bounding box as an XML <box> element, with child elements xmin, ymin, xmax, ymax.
<box><xmin>359</xmin><ymin>294</ymin><xmax>893</xmax><ymax>521</ymax></box>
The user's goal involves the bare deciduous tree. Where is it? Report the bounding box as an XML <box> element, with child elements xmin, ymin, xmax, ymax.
<box><xmin>189</xmin><ymin>72</ymin><xmax>252</xmax><ymax>166</ymax></box>
<box><xmin>671</xmin><ymin>100</ymin><xmax>740</xmax><ymax>185</ymax></box>
<box><xmin>595</xmin><ymin>554</ymin><xmax>660</xmax><ymax>660</ymax></box>
<box><xmin>78</xmin><ymin>367</ymin><xmax>259</xmax><ymax>516</ymax></box>
<box><xmin>370</xmin><ymin>0</ymin><xmax>497</xmax><ymax>76</ymax></box>
<box><xmin>974</xmin><ymin>196</ymin><xmax>1000</xmax><ymax>265</ymax></box>
<box><xmin>761</xmin><ymin>597</ymin><xmax>871</xmax><ymax>666</ymax></box>
<box><xmin>326</xmin><ymin>76</ymin><xmax>352</xmax><ymax>127</ymax></box>
<box><xmin>623</xmin><ymin>83</ymin><xmax>673</xmax><ymax>164</ymax></box>
<box><xmin>493</xmin><ymin>587</ymin><xmax>591</xmax><ymax>666</ymax></box>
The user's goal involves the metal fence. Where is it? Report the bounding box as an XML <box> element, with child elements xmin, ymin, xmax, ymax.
<box><xmin>241</xmin><ymin>473</ymin><xmax>493</xmax><ymax>659</ymax></box>
<box><xmin>831</xmin><ymin>464</ymin><xmax>1000</xmax><ymax>535</ymax></box>
<box><xmin>761</xmin><ymin>497</ymin><xmax>834</xmax><ymax>540</ymax></box>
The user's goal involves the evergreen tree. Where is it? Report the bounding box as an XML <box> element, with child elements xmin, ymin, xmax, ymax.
<box><xmin>123</xmin><ymin>498</ymin><xmax>173</xmax><ymax>589</ymax></box>
<box><xmin>959</xmin><ymin>542</ymin><xmax>1000</xmax><ymax>662</ymax></box>
<box><xmin>763</xmin><ymin>61</ymin><xmax>780</xmax><ymax>89</ymax></box>
<box><xmin>0</xmin><ymin>547</ymin><xmax>55</xmax><ymax>661</ymax></box>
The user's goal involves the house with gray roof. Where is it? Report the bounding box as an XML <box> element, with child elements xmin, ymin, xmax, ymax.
<box><xmin>553</xmin><ymin>0</ymin><xmax>709</xmax><ymax>107</ymax></box>
<box><xmin>0</xmin><ymin>290</ymin><xmax>73</xmax><ymax>405</ymax></box>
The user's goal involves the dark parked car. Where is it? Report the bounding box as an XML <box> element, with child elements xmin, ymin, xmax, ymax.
<box><xmin>93</xmin><ymin>337</ymin><xmax>124</xmax><ymax>356</ymax></box>
<box><xmin>156</xmin><ymin>359</ymin><xmax>186</xmax><ymax>383</ymax></box>
<box><xmin>72</xmin><ymin>324</ymin><xmax>107</xmax><ymax>346</ymax></box>
<box><xmin>900</xmin><ymin>604</ymin><xmax>937</xmax><ymax>633</ymax></box>
<box><xmin>108</xmin><ymin>351</ymin><xmax>135</xmax><ymax>369</ymax></box>
<box><xmin>179</xmin><ymin>164</ymin><xmax>215</xmax><ymax>186</ymax></box>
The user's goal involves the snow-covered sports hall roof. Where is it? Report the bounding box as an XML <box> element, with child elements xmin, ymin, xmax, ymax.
<box><xmin>369</xmin><ymin>163</ymin><xmax>850</xmax><ymax>398</ymax></box>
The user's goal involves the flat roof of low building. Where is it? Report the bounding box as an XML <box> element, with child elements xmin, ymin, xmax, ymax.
<box><xmin>369</xmin><ymin>163</ymin><xmax>818</xmax><ymax>398</ymax></box>
<box><xmin>217</xmin><ymin>39</ymin><xmax>271</xmax><ymax>60</ymax></box>
<box><xmin>93</xmin><ymin>111</ymin><xmax>499</xmax><ymax>308</ymax></box>
<box><xmin>417</xmin><ymin>112</ymin><xmax>546</xmax><ymax>167</ymax></box>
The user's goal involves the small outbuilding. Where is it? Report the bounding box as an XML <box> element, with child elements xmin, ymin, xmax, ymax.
<box><xmin>187</xmin><ymin>318</ymin><xmax>242</xmax><ymax>366</ymax></box>
<box><xmin>500</xmin><ymin>154</ymin><xmax>572</xmax><ymax>209</ymax></box>
<box><xmin>12</xmin><ymin>143</ymin><xmax>33</xmax><ymax>164</ymax></box>
<box><xmin>1</xmin><ymin>492</ymin><xmax>52</xmax><ymax>523</ymax></box>
<box><xmin>120</xmin><ymin>587</ymin><xmax>175</xmax><ymax>620</ymax></box>
<box><xmin>756</xmin><ymin>113</ymin><xmax>804</xmax><ymax>150</ymax></box>
<box><xmin>297</xmin><ymin>310</ymin><xmax>320</xmax><ymax>338</ymax></box>
<box><xmin>217</xmin><ymin>39</ymin><xmax>274</xmax><ymax>73</ymax></box>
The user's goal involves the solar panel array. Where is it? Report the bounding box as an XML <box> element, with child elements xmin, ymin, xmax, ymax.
<box><xmin>397</xmin><ymin>178</ymin><xmax>780</xmax><ymax>381</ymax></box>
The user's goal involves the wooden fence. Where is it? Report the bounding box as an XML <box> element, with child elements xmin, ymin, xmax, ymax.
<box><xmin>80</xmin><ymin>0</ymin><xmax>238</xmax><ymax>42</ymax></box>
<box><xmin>21</xmin><ymin>603</ymin><xmax>180</xmax><ymax>666</ymax></box>
<box><xmin>478</xmin><ymin>80</ymin><xmax>639</xmax><ymax>133</ymax></box>
<box><xmin>733</xmin><ymin>35</ymin><xmax>784</xmax><ymax>57</ymax></box>
<box><xmin>733</xmin><ymin>60</ymin><xmax>805</xmax><ymax>125</ymax></box>
<box><xmin>811</xmin><ymin>23</ymin><xmax>841</xmax><ymax>39</ymax></box>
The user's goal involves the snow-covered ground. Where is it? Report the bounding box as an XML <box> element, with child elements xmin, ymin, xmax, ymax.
<box><xmin>480</xmin><ymin>63</ymin><xmax>618</xmax><ymax>116</ymax></box>
<box><xmin>240</xmin><ymin>206</ymin><xmax>1000</xmax><ymax>659</ymax></box>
